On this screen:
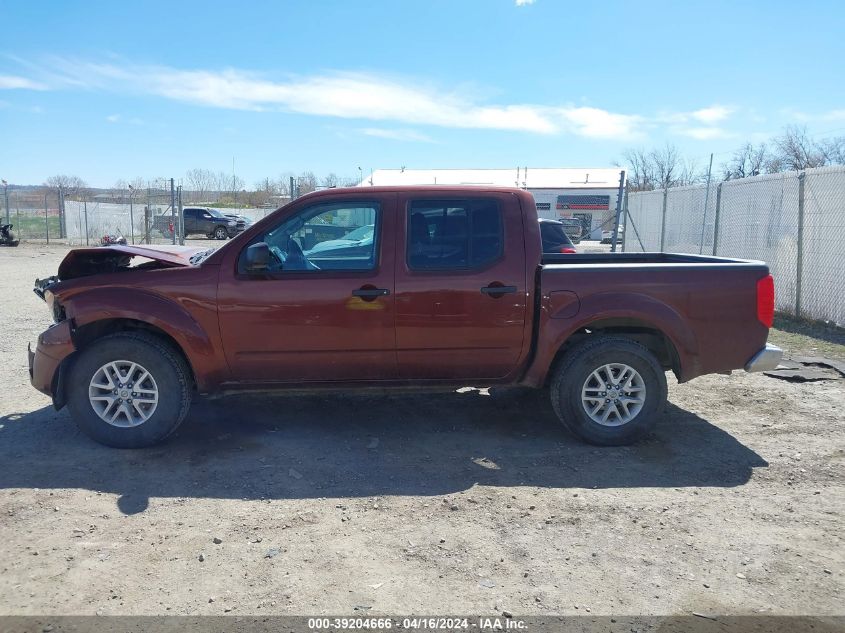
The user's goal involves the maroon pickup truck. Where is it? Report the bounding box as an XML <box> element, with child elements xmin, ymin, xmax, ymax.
<box><xmin>29</xmin><ymin>186</ymin><xmax>782</xmax><ymax>448</ymax></box>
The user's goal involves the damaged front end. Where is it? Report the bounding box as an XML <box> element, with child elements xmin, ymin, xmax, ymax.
<box><xmin>29</xmin><ymin>243</ymin><xmax>212</xmax><ymax>407</ymax></box>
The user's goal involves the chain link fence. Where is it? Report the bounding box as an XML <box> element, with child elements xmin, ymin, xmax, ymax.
<box><xmin>624</xmin><ymin>165</ymin><xmax>845</xmax><ymax>326</ymax></box>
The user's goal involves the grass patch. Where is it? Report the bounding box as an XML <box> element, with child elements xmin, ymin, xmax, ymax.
<box><xmin>768</xmin><ymin>313</ymin><xmax>845</xmax><ymax>361</ymax></box>
<box><xmin>10</xmin><ymin>214</ymin><xmax>62</xmax><ymax>239</ymax></box>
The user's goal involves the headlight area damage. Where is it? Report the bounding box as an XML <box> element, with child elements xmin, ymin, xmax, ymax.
<box><xmin>29</xmin><ymin>243</ymin><xmax>213</xmax><ymax>408</ymax></box>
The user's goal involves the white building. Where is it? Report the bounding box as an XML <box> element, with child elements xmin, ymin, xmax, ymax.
<box><xmin>358</xmin><ymin>167</ymin><xmax>624</xmax><ymax>239</ymax></box>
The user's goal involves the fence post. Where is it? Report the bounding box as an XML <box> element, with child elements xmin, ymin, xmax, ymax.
<box><xmin>698</xmin><ymin>153</ymin><xmax>714</xmax><ymax>255</ymax></box>
<box><xmin>621</xmin><ymin>186</ymin><xmax>629</xmax><ymax>253</ymax></box>
<box><xmin>611</xmin><ymin>170</ymin><xmax>625</xmax><ymax>253</ymax></box>
<box><xmin>44</xmin><ymin>191</ymin><xmax>49</xmax><ymax>244</ymax></box>
<box><xmin>712</xmin><ymin>183</ymin><xmax>722</xmax><ymax>256</ymax></box>
<box><xmin>58</xmin><ymin>188</ymin><xmax>66</xmax><ymax>239</ymax></box>
<box><xmin>84</xmin><ymin>199</ymin><xmax>89</xmax><ymax>246</ymax></box>
<box><xmin>796</xmin><ymin>171</ymin><xmax>806</xmax><ymax>318</ymax></box>
<box><xmin>170</xmin><ymin>178</ymin><xmax>176</xmax><ymax>245</ymax></box>
<box><xmin>177</xmin><ymin>185</ymin><xmax>185</xmax><ymax>246</ymax></box>
<box><xmin>659</xmin><ymin>187</ymin><xmax>668</xmax><ymax>252</ymax></box>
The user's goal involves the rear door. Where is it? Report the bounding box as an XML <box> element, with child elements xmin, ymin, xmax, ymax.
<box><xmin>393</xmin><ymin>192</ymin><xmax>527</xmax><ymax>380</ymax></box>
<box><xmin>183</xmin><ymin>208</ymin><xmax>197</xmax><ymax>234</ymax></box>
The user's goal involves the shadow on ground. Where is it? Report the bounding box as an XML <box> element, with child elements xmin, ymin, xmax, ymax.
<box><xmin>0</xmin><ymin>389</ymin><xmax>767</xmax><ymax>514</ymax></box>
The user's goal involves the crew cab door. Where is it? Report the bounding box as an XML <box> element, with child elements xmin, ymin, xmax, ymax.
<box><xmin>182</xmin><ymin>208</ymin><xmax>197</xmax><ymax>234</ymax></box>
<box><xmin>394</xmin><ymin>192</ymin><xmax>528</xmax><ymax>380</ymax></box>
<box><xmin>216</xmin><ymin>195</ymin><xmax>396</xmax><ymax>383</ymax></box>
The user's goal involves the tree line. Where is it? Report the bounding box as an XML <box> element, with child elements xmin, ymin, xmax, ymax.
<box><xmin>38</xmin><ymin>171</ymin><xmax>359</xmax><ymax>207</ymax></box>
<box><xmin>622</xmin><ymin>125</ymin><xmax>845</xmax><ymax>192</ymax></box>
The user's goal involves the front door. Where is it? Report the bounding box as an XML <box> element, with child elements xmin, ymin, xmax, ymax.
<box><xmin>217</xmin><ymin>196</ymin><xmax>397</xmax><ymax>383</ymax></box>
<box><xmin>393</xmin><ymin>192</ymin><xmax>528</xmax><ymax>381</ymax></box>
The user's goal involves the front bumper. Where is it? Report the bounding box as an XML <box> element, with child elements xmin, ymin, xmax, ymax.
<box><xmin>28</xmin><ymin>320</ymin><xmax>75</xmax><ymax>398</ymax></box>
<box><xmin>744</xmin><ymin>343</ymin><xmax>783</xmax><ymax>372</ymax></box>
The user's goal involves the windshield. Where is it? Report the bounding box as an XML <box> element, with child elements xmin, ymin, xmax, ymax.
<box><xmin>205</xmin><ymin>208</ymin><xmax>225</xmax><ymax>218</ymax></box>
<box><xmin>343</xmin><ymin>224</ymin><xmax>374</xmax><ymax>241</ymax></box>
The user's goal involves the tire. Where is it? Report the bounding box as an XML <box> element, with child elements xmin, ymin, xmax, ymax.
<box><xmin>66</xmin><ymin>332</ymin><xmax>193</xmax><ymax>448</ymax></box>
<box><xmin>550</xmin><ymin>336</ymin><xmax>667</xmax><ymax>446</ymax></box>
<box><xmin>213</xmin><ymin>226</ymin><xmax>228</xmax><ymax>240</ymax></box>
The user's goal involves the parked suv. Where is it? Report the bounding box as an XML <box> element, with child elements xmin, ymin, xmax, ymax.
<box><xmin>539</xmin><ymin>218</ymin><xmax>577</xmax><ymax>254</ymax></box>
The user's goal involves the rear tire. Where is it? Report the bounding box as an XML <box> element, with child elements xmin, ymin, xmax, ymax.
<box><xmin>66</xmin><ymin>332</ymin><xmax>192</xmax><ymax>448</ymax></box>
<box><xmin>550</xmin><ymin>336</ymin><xmax>667</xmax><ymax>446</ymax></box>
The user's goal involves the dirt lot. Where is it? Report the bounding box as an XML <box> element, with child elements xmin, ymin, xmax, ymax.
<box><xmin>0</xmin><ymin>242</ymin><xmax>842</xmax><ymax>617</ymax></box>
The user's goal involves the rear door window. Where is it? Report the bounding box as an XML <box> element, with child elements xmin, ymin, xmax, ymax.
<box><xmin>407</xmin><ymin>199</ymin><xmax>502</xmax><ymax>270</ymax></box>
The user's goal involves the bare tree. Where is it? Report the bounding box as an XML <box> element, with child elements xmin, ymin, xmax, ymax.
<box><xmin>322</xmin><ymin>173</ymin><xmax>339</xmax><ymax>188</ymax></box>
<box><xmin>185</xmin><ymin>168</ymin><xmax>217</xmax><ymax>203</ymax></box>
<box><xmin>773</xmin><ymin>125</ymin><xmax>827</xmax><ymax>171</ymax></box>
<box><xmin>818</xmin><ymin>136</ymin><xmax>845</xmax><ymax>166</ymax></box>
<box><xmin>297</xmin><ymin>171</ymin><xmax>318</xmax><ymax>195</ymax></box>
<box><xmin>44</xmin><ymin>174</ymin><xmax>87</xmax><ymax>199</ymax></box>
<box><xmin>722</xmin><ymin>143</ymin><xmax>771</xmax><ymax>180</ymax></box>
<box><xmin>621</xmin><ymin>148</ymin><xmax>656</xmax><ymax>192</ymax></box>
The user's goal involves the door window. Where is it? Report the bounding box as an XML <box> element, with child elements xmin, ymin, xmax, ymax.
<box><xmin>243</xmin><ymin>202</ymin><xmax>380</xmax><ymax>272</ymax></box>
<box><xmin>407</xmin><ymin>199</ymin><xmax>502</xmax><ymax>270</ymax></box>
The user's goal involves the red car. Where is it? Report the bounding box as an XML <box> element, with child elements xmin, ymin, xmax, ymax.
<box><xmin>30</xmin><ymin>186</ymin><xmax>781</xmax><ymax>448</ymax></box>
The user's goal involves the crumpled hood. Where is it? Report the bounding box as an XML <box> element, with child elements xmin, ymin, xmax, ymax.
<box><xmin>57</xmin><ymin>244</ymin><xmax>210</xmax><ymax>280</ymax></box>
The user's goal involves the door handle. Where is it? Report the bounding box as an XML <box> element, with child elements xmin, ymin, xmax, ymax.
<box><xmin>352</xmin><ymin>287</ymin><xmax>390</xmax><ymax>300</ymax></box>
<box><xmin>480</xmin><ymin>284</ymin><xmax>518</xmax><ymax>296</ymax></box>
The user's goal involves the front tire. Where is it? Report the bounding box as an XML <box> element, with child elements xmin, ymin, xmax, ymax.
<box><xmin>213</xmin><ymin>226</ymin><xmax>228</xmax><ymax>240</ymax></box>
<box><xmin>550</xmin><ymin>336</ymin><xmax>667</xmax><ymax>446</ymax></box>
<box><xmin>66</xmin><ymin>332</ymin><xmax>192</xmax><ymax>448</ymax></box>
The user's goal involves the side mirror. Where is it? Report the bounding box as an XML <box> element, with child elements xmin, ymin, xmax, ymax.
<box><xmin>244</xmin><ymin>242</ymin><xmax>271</xmax><ymax>273</ymax></box>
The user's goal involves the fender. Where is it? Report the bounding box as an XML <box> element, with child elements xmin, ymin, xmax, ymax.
<box><xmin>522</xmin><ymin>290</ymin><xmax>700</xmax><ymax>387</ymax></box>
<box><xmin>61</xmin><ymin>286</ymin><xmax>227</xmax><ymax>392</ymax></box>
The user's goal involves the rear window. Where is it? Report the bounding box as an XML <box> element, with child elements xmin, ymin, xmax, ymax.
<box><xmin>407</xmin><ymin>199</ymin><xmax>502</xmax><ymax>270</ymax></box>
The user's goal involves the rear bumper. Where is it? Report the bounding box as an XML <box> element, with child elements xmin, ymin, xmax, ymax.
<box><xmin>744</xmin><ymin>343</ymin><xmax>783</xmax><ymax>372</ymax></box>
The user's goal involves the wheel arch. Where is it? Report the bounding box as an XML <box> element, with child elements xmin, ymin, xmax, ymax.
<box><xmin>546</xmin><ymin>316</ymin><xmax>683</xmax><ymax>386</ymax></box>
<box><xmin>53</xmin><ymin>317</ymin><xmax>199</xmax><ymax>410</ymax></box>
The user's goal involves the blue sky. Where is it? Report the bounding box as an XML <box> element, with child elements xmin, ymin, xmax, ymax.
<box><xmin>1</xmin><ymin>0</ymin><xmax>844</xmax><ymax>187</ymax></box>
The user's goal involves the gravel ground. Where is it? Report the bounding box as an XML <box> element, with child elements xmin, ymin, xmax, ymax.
<box><xmin>0</xmin><ymin>242</ymin><xmax>842</xmax><ymax>617</ymax></box>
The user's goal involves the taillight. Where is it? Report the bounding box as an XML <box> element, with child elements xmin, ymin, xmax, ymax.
<box><xmin>561</xmin><ymin>246</ymin><xmax>577</xmax><ymax>254</ymax></box>
<box><xmin>756</xmin><ymin>274</ymin><xmax>774</xmax><ymax>328</ymax></box>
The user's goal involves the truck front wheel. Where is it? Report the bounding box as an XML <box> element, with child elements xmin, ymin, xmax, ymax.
<box><xmin>550</xmin><ymin>336</ymin><xmax>667</xmax><ymax>446</ymax></box>
<box><xmin>66</xmin><ymin>332</ymin><xmax>193</xmax><ymax>448</ymax></box>
<box><xmin>213</xmin><ymin>226</ymin><xmax>228</xmax><ymax>240</ymax></box>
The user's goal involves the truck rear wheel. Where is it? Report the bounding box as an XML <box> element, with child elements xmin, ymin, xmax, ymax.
<box><xmin>66</xmin><ymin>332</ymin><xmax>192</xmax><ymax>448</ymax></box>
<box><xmin>550</xmin><ymin>336</ymin><xmax>667</xmax><ymax>446</ymax></box>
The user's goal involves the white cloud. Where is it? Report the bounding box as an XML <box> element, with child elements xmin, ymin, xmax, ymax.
<box><xmin>106</xmin><ymin>114</ymin><xmax>120</xmax><ymax>123</ymax></box>
<box><xmin>690</xmin><ymin>105</ymin><xmax>733</xmax><ymax>123</ymax></box>
<box><xmin>556</xmin><ymin>107</ymin><xmax>643</xmax><ymax>139</ymax></box>
<box><xmin>678</xmin><ymin>126</ymin><xmax>731</xmax><ymax>140</ymax></box>
<box><xmin>12</xmin><ymin>57</ymin><xmax>739</xmax><ymax>142</ymax></box>
<box><xmin>25</xmin><ymin>58</ymin><xmax>645</xmax><ymax>137</ymax></box>
<box><xmin>515</xmin><ymin>0</ymin><xmax>535</xmax><ymax>5</ymax></box>
<box><xmin>0</xmin><ymin>75</ymin><xmax>48</xmax><ymax>90</ymax></box>
<box><xmin>360</xmin><ymin>128</ymin><xmax>435</xmax><ymax>142</ymax></box>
